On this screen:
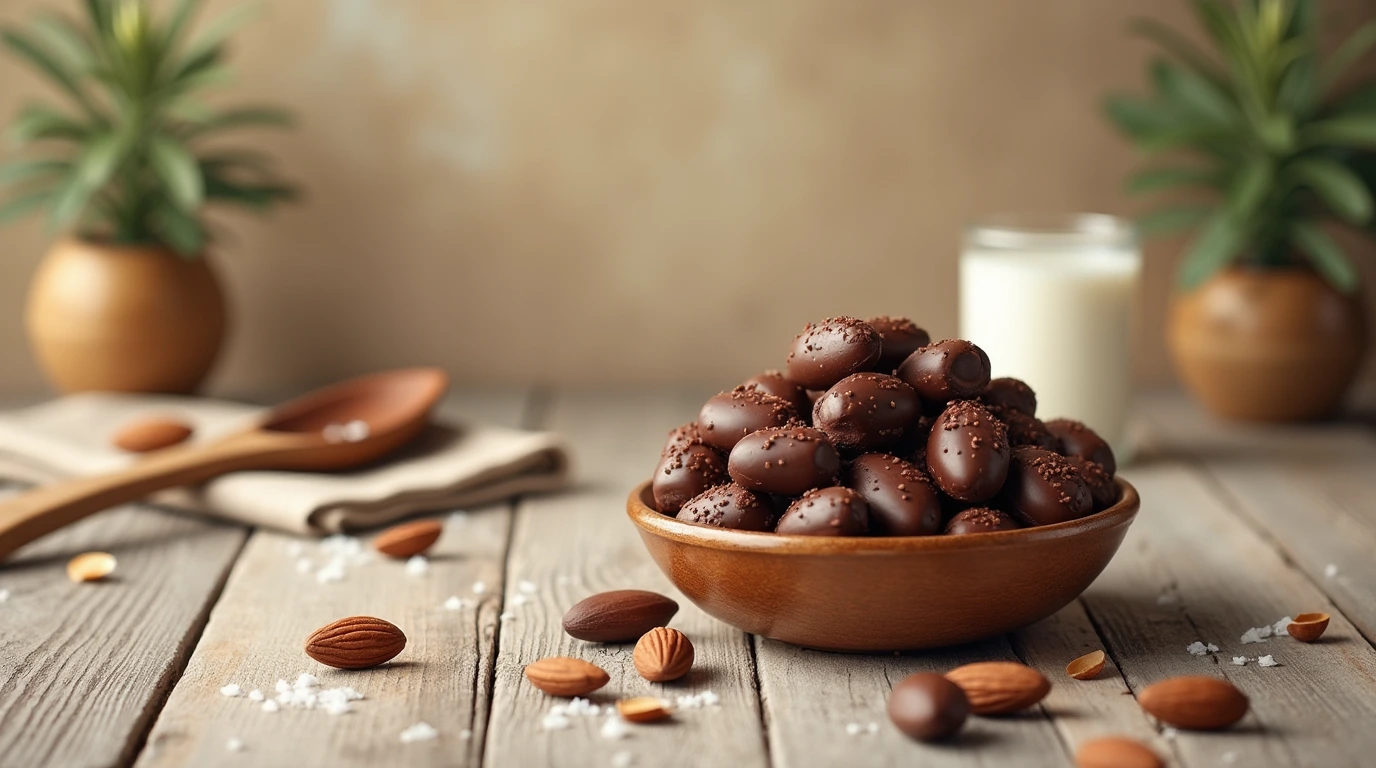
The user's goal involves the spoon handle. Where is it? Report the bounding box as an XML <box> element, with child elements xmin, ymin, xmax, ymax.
<box><xmin>0</xmin><ymin>432</ymin><xmax>284</xmax><ymax>562</ymax></box>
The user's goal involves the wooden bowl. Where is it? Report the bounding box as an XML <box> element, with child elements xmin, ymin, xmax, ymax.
<box><xmin>627</xmin><ymin>479</ymin><xmax>1139</xmax><ymax>652</ymax></box>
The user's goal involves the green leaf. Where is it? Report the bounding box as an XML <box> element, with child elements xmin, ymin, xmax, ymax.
<box><xmin>176</xmin><ymin>3</ymin><xmax>259</xmax><ymax>72</ymax></box>
<box><xmin>1152</xmin><ymin>60</ymin><xmax>1240</xmax><ymax>126</ymax></box>
<box><xmin>8</xmin><ymin>104</ymin><xmax>90</xmax><ymax>143</ymax></box>
<box><xmin>1137</xmin><ymin>204</ymin><xmax>1213</xmax><ymax>236</ymax></box>
<box><xmin>163</xmin><ymin>0</ymin><xmax>206</xmax><ymax>51</ymax></box>
<box><xmin>0</xmin><ymin>159</ymin><xmax>71</xmax><ymax>185</ymax></box>
<box><xmin>83</xmin><ymin>0</ymin><xmax>111</xmax><ymax>35</ymax></box>
<box><xmin>1321</xmin><ymin>21</ymin><xmax>1376</xmax><ymax>89</ymax></box>
<box><xmin>1331</xmin><ymin>82</ymin><xmax>1376</xmax><ymax>116</ymax></box>
<box><xmin>0</xmin><ymin>187</ymin><xmax>58</xmax><ymax>224</ymax></box>
<box><xmin>151</xmin><ymin>202</ymin><xmax>205</xmax><ymax>255</ymax></box>
<box><xmin>1190</xmin><ymin>0</ymin><xmax>1239</xmax><ymax>53</ymax></box>
<box><xmin>1177</xmin><ymin>211</ymin><xmax>1244</xmax><ymax>288</ymax></box>
<box><xmin>1288</xmin><ymin>157</ymin><xmax>1374</xmax><ymax>224</ymax></box>
<box><xmin>1302</xmin><ymin>116</ymin><xmax>1376</xmax><ymax>148</ymax></box>
<box><xmin>1275</xmin><ymin>53</ymin><xmax>1317</xmax><ymax>117</ymax></box>
<box><xmin>29</xmin><ymin>14</ymin><xmax>96</xmax><ymax>71</ymax></box>
<box><xmin>48</xmin><ymin>131</ymin><xmax>124</xmax><ymax>230</ymax></box>
<box><xmin>1128</xmin><ymin>17</ymin><xmax>1227</xmax><ymax>86</ymax></box>
<box><xmin>179</xmin><ymin>106</ymin><xmax>293</xmax><ymax>139</ymax></box>
<box><xmin>1127</xmin><ymin>166</ymin><xmax>1222</xmax><ymax>195</ymax></box>
<box><xmin>1290</xmin><ymin>220</ymin><xmax>1359</xmax><ymax>292</ymax></box>
<box><xmin>204</xmin><ymin>174</ymin><xmax>296</xmax><ymax>209</ymax></box>
<box><xmin>168</xmin><ymin>43</ymin><xmax>221</xmax><ymax>85</ymax></box>
<box><xmin>149</xmin><ymin>136</ymin><xmax>204</xmax><ymax>211</ymax></box>
<box><xmin>0</xmin><ymin>28</ymin><xmax>101</xmax><ymax>119</ymax></box>
<box><xmin>1228</xmin><ymin>155</ymin><xmax>1273</xmax><ymax>216</ymax></box>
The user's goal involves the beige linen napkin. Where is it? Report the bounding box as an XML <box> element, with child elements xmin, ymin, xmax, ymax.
<box><xmin>0</xmin><ymin>393</ymin><xmax>570</xmax><ymax>534</ymax></box>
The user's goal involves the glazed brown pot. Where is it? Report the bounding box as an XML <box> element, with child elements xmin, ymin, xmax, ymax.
<box><xmin>627</xmin><ymin>479</ymin><xmax>1139</xmax><ymax>652</ymax></box>
<box><xmin>25</xmin><ymin>238</ymin><xmax>228</xmax><ymax>394</ymax></box>
<box><xmin>1168</xmin><ymin>266</ymin><xmax>1368</xmax><ymax>422</ymax></box>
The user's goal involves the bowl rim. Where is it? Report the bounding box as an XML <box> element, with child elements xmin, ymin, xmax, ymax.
<box><xmin>627</xmin><ymin>478</ymin><xmax>1139</xmax><ymax>554</ymax></box>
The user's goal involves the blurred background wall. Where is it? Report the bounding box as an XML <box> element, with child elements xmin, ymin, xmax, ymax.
<box><xmin>1</xmin><ymin>0</ymin><xmax>1374</xmax><ymax>396</ymax></box>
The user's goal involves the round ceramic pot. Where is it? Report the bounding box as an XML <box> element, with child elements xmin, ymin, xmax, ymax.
<box><xmin>24</xmin><ymin>238</ymin><xmax>228</xmax><ymax>394</ymax></box>
<box><xmin>1167</xmin><ymin>266</ymin><xmax>1367</xmax><ymax>421</ymax></box>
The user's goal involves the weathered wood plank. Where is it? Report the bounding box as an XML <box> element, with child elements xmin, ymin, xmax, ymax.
<box><xmin>0</xmin><ymin>501</ymin><xmax>248</xmax><ymax>768</ymax></box>
<box><xmin>1082</xmin><ymin>460</ymin><xmax>1376</xmax><ymax>768</ymax></box>
<box><xmin>483</xmin><ymin>389</ymin><xmax>770</xmax><ymax>768</ymax></box>
<box><xmin>135</xmin><ymin>391</ymin><xmax>530</xmax><ymax>767</ymax></box>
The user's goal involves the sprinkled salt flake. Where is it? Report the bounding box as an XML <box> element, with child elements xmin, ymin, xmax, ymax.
<box><xmin>0</xmin><ymin>589</ymin><xmax>10</xmax><ymax>603</ymax></box>
<box><xmin>248</xmin><ymin>689</ymin><xmax>264</xmax><ymax>702</ymax></box>
<box><xmin>226</xmin><ymin>737</ymin><xmax>244</xmax><ymax>753</ymax></box>
<box><xmin>315</xmin><ymin>560</ymin><xmax>346</xmax><ymax>584</ymax></box>
<box><xmin>1257</xmin><ymin>655</ymin><xmax>1279</xmax><ymax>667</ymax></box>
<box><xmin>286</xmin><ymin>541</ymin><xmax>304</xmax><ymax>557</ymax></box>
<box><xmin>1324</xmin><ymin>564</ymin><xmax>1339</xmax><ymax>579</ymax></box>
<box><xmin>341</xmin><ymin>420</ymin><xmax>370</xmax><ymax>442</ymax></box>
<box><xmin>405</xmin><ymin>555</ymin><xmax>430</xmax><ymax>576</ymax></box>
<box><xmin>1231</xmin><ymin>656</ymin><xmax>1248</xmax><ymax>666</ymax></box>
<box><xmin>444</xmin><ymin>596</ymin><xmax>466</xmax><ymax>611</ymax></box>
<box><xmin>1271</xmin><ymin>616</ymin><xmax>1293</xmax><ymax>636</ymax></box>
<box><xmin>519</xmin><ymin>580</ymin><xmax>539</xmax><ymax>594</ymax></box>
<box><xmin>601</xmin><ymin>715</ymin><xmax>631</xmax><ymax>740</ymax></box>
<box><xmin>400</xmin><ymin>722</ymin><xmax>439</xmax><ymax>743</ymax></box>
<box><xmin>1156</xmin><ymin>594</ymin><xmax>1178</xmax><ymax>606</ymax></box>
<box><xmin>220</xmin><ymin>684</ymin><xmax>243</xmax><ymax>697</ymax></box>
<box><xmin>275</xmin><ymin>679</ymin><xmax>291</xmax><ymax>695</ymax></box>
<box><xmin>511</xmin><ymin>594</ymin><xmax>531</xmax><ymax>607</ymax></box>
<box><xmin>866</xmin><ymin>722</ymin><xmax>879</xmax><ymax>734</ymax></box>
<box><xmin>1240</xmin><ymin>625</ymin><xmax>1272</xmax><ymax>644</ymax></box>
<box><xmin>1161</xmin><ymin>726</ymin><xmax>1179</xmax><ymax>740</ymax></box>
<box><xmin>294</xmin><ymin>673</ymin><xmax>319</xmax><ymax>690</ymax></box>
<box><xmin>611</xmin><ymin>751</ymin><xmax>635</xmax><ymax>768</ymax></box>
<box><xmin>500</xmin><ymin>611</ymin><xmax>516</xmax><ymax>621</ymax></box>
<box><xmin>472</xmin><ymin>580</ymin><xmax>488</xmax><ymax>595</ymax></box>
<box><xmin>541</xmin><ymin>713</ymin><xmax>572</xmax><ymax>731</ymax></box>
<box><xmin>1186</xmin><ymin>641</ymin><xmax>1218</xmax><ymax>656</ymax></box>
<box><xmin>459</xmin><ymin>729</ymin><xmax>473</xmax><ymax>740</ymax></box>
<box><xmin>261</xmin><ymin>700</ymin><xmax>280</xmax><ymax>713</ymax></box>
<box><xmin>845</xmin><ymin>723</ymin><xmax>863</xmax><ymax>736</ymax></box>
<box><xmin>675</xmin><ymin>690</ymin><xmax>721</xmax><ymax>709</ymax></box>
<box><xmin>295</xmin><ymin>558</ymin><xmax>313</xmax><ymax>574</ymax></box>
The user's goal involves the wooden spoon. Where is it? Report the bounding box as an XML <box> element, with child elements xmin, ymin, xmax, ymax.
<box><xmin>0</xmin><ymin>368</ymin><xmax>449</xmax><ymax>562</ymax></box>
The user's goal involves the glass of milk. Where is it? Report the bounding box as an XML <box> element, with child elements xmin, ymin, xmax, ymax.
<box><xmin>959</xmin><ymin>214</ymin><xmax>1141</xmax><ymax>461</ymax></box>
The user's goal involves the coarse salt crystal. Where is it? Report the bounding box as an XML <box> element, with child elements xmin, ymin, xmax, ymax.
<box><xmin>0</xmin><ymin>589</ymin><xmax>10</xmax><ymax>603</ymax></box>
<box><xmin>275</xmin><ymin>679</ymin><xmax>291</xmax><ymax>694</ymax></box>
<box><xmin>315</xmin><ymin>560</ymin><xmax>346</xmax><ymax>583</ymax></box>
<box><xmin>541</xmin><ymin>713</ymin><xmax>571</xmax><ymax>731</ymax></box>
<box><xmin>675</xmin><ymin>691</ymin><xmax>721</xmax><ymax>709</ymax></box>
<box><xmin>1186</xmin><ymin>642</ymin><xmax>1218</xmax><ymax>656</ymax></box>
<box><xmin>295</xmin><ymin>558</ymin><xmax>313</xmax><ymax>574</ymax></box>
<box><xmin>866</xmin><ymin>722</ymin><xmax>879</xmax><ymax>734</ymax></box>
<box><xmin>611</xmin><ymin>751</ymin><xmax>635</xmax><ymax>768</ymax></box>
<box><xmin>400</xmin><ymin>722</ymin><xmax>438</xmax><ymax>743</ymax></box>
<box><xmin>295</xmin><ymin>673</ymin><xmax>319</xmax><ymax>690</ymax></box>
<box><xmin>341</xmin><ymin>420</ymin><xmax>370</xmax><ymax>443</ymax></box>
<box><xmin>1161</xmin><ymin>727</ymin><xmax>1178</xmax><ymax>740</ymax></box>
<box><xmin>1231</xmin><ymin>656</ymin><xmax>1248</xmax><ymax>666</ymax></box>
<box><xmin>845</xmin><ymin>723</ymin><xmax>862</xmax><ymax>736</ymax></box>
<box><xmin>286</xmin><ymin>541</ymin><xmax>304</xmax><ymax>557</ymax></box>
<box><xmin>511</xmin><ymin>594</ymin><xmax>531</xmax><ymax>607</ymax></box>
<box><xmin>1324</xmin><ymin>564</ymin><xmax>1339</xmax><ymax>579</ymax></box>
<box><xmin>1240</xmin><ymin>625</ymin><xmax>1272</xmax><ymax>644</ymax></box>
<box><xmin>601</xmin><ymin>716</ymin><xmax>631</xmax><ymax>740</ymax></box>
<box><xmin>1271</xmin><ymin>616</ymin><xmax>1293</xmax><ymax>636</ymax></box>
<box><xmin>220</xmin><ymin>684</ymin><xmax>243</xmax><ymax>697</ymax></box>
<box><xmin>500</xmin><ymin>612</ymin><xmax>516</xmax><ymax>621</ymax></box>
<box><xmin>444</xmin><ymin>596</ymin><xmax>466</xmax><ymax>611</ymax></box>
<box><xmin>406</xmin><ymin>555</ymin><xmax>429</xmax><ymax>576</ymax></box>
<box><xmin>261</xmin><ymin>700</ymin><xmax>280</xmax><ymax>713</ymax></box>
<box><xmin>1258</xmin><ymin>655</ymin><xmax>1279</xmax><ymax>667</ymax></box>
<box><xmin>459</xmin><ymin>729</ymin><xmax>473</xmax><ymax>740</ymax></box>
<box><xmin>248</xmin><ymin>689</ymin><xmax>264</xmax><ymax>702</ymax></box>
<box><xmin>519</xmin><ymin>580</ymin><xmax>539</xmax><ymax>594</ymax></box>
<box><xmin>226</xmin><ymin>737</ymin><xmax>244</xmax><ymax>752</ymax></box>
<box><xmin>472</xmin><ymin>581</ymin><xmax>488</xmax><ymax>595</ymax></box>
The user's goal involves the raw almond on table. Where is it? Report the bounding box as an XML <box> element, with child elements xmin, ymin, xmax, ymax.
<box><xmin>1138</xmin><ymin>676</ymin><xmax>1249</xmax><ymax>730</ymax></box>
<box><xmin>633</xmin><ymin>627</ymin><xmax>694</xmax><ymax>682</ymax></box>
<box><xmin>1067</xmin><ymin>650</ymin><xmax>1107</xmax><ymax>680</ymax></box>
<box><xmin>617</xmin><ymin>697</ymin><xmax>673</xmax><ymax>723</ymax></box>
<box><xmin>1287</xmin><ymin>612</ymin><xmax>1330</xmax><ymax>643</ymax></box>
<box><xmin>112</xmin><ymin>417</ymin><xmax>194</xmax><ymax>453</ymax></box>
<box><xmin>67</xmin><ymin>552</ymin><xmax>117</xmax><ymax>582</ymax></box>
<box><xmin>524</xmin><ymin>657</ymin><xmax>610</xmax><ymax>697</ymax></box>
<box><xmin>304</xmin><ymin>616</ymin><xmax>407</xmax><ymax>669</ymax></box>
<box><xmin>1075</xmin><ymin>736</ymin><xmax>1163</xmax><ymax>768</ymax></box>
<box><xmin>944</xmin><ymin>661</ymin><xmax>1051</xmax><ymax>715</ymax></box>
<box><xmin>373</xmin><ymin>519</ymin><xmax>443</xmax><ymax>559</ymax></box>
<box><xmin>563</xmin><ymin>590</ymin><xmax>679</xmax><ymax>643</ymax></box>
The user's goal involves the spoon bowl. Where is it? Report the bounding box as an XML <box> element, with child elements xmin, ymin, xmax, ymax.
<box><xmin>627</xmin><ymin>478</ymin><xmax>1139</xmax><ymax>652</ymax></box>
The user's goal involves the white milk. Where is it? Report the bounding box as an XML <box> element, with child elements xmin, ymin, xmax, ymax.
<box><xmin>959</xmin><ymin>216</ymin><xmax>1140</xmax><ymax>459</ymax></box>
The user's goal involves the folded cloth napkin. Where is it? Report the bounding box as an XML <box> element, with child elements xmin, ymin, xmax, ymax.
<box><xmin>0</xmin><ymin>393</ymin><xmax>571</xmax><ymax>535</ymax></box>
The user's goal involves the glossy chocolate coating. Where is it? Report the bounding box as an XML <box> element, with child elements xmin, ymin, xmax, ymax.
<box><xmin>652</xmin><ymin>443</ymin><xmax>729</xmax><ymax>514</ymax></box>
<box><xmin>698</xmin><ymin>386</ymin><xmax>800</xmax><ymax>452</ymax></box>
<box><xmin>944</xmin><ymin>507</ymin><xmax>1021</xmax><ymax>535</ymax></box>
<box><xmin>1067</xmin><ymin>456</ymin><xmax>1117</xmax><ymax>510</ymax></box>
<box><xmin>676</xmin><ymin>483</ymin><xmax>776</xmax><ymax>531</ymax></box>
<box><xmin>728</xmin><ymin>426</ymin><xmax>841</xmax><ymax>496</ymax></box>
<box><xmin>776</xmin><ymin>486</ymin><xmax>869</xmax><ymax>536</ymax></box>
<box><xmin>866</xmin><ymin>316</ymin><xmax>931</xmax><ymax>373</ymax></box>
<box><xmin>1045</xmin><ymin>418</ymin><xmax>1116</xmax><ymax>475</ymax></box>
<box><xmin>741</xmin><ymin>370</ymin><xmax>812</xmax><ymax>416</ymax></box>
<box><xmin>661</xmin><ymin>422</ymin><xmax>705</xmax><ymax>457</ymax></box>
<box><xmin>845</xmin><ymin>453</ymin><xmax>943</xmax><ymax>536</ymax></box>
<box><xmin>896</xmin><ymin>339</ymin><xmax>991</xmax><ymax>404</ymax></box>
<box><xmin>812</xmin><ymin>373</ymin><xmax>920</xmax><ymax>452</ymax></box>
<box><xmin>785</xmin><ymin>316</ymin><xmax>883</xmax><ymax>390</ymax></box>
<box><xmin>925</xmin><ymin>400</ymin><xmax>1010</xmax><ymax>503</ymax></box>
<box><xmin>1001</xmin><ymin>410</ymin><xmax>1062</xmax><ymax>452</ymax></box>
<box><xmin>887</xmin><ymin>672</ymin><xmax>969</xmax><ymax>742</ymax></box>
<box><xmin>1004</xmin><ymin>447</ymin><xmax>1093</xmax><ymax>526</ymax></box>
<box><xmin>980</xmin><ymin>377</ymin><xmax>1037</xmax><ymax>417</ymax></box>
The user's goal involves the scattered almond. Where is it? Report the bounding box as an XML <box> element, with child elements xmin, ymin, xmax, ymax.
<box><xmin>1075</xmin><ymin>736</ymin><xmax>1164</xmax><ymax>768</ymax></box>
<box><xmin>1287</xmin><ymin>612</ymin><xmax>1330</xmax><ymax>643</ymax></box>
<box><xmin>304</xmin><ymin>616</ymin><xmax>407</xmax><ymax>669</ymax></box>
<box><xmin>1138</xmin><ymin>676</ymin><xmax>1248</xmax><ymax>730</ymax></box>
<box><xmin>944</xmin><ymin>661</ymin><xmax>1051</xmax><ymax>715</ymax></box>
<box><xmin>563</xmin><ymin>590</ymin><xmax>679</xmax><ymax>643</ymax></box>
<box><xmin>524</xmin><ymin>657</ymin><xmax>611</xmax><ymax>697</ymax></box>
<box><xmin>1067</xmin><ymin>650</ymin><xmax>1107</xmax><ymax>680</ymax></box>
<box><xmin>373</xmin><ymin>519</ymin><xmax>443</xmax><ymax>559</ymax></box>
<box><xmin>112</xmin><ymin>417</ymin><xmax>194</xmax><ymax>453</ymax></box>
<box><xmin>633</xmin><ymin>627</ymin><xmax>694</xmax><ymax>682</ymax></box>
<box><xmin>66</xmin><ymin>552</ymin><xmax>116</xmax><ymax>582</ymax></box>
<box><xmin>617</xmin><ymin>696</ymin><xmax>673</xmax><ymax>723</ymax></box>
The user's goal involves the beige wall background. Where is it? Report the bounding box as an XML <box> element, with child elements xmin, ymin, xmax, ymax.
<box><xmin>1</xmin><ymin>0</ymin><xmax>1374</xmax><ymax>396</ymax></box>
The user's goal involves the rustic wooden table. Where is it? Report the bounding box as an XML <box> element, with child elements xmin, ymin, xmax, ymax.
<box><xmin>2</xmin><ymin>389</ymin><xmax>1375</xmax><ymax>768</ymax></box>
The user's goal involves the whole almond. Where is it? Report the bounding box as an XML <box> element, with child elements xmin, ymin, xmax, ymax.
<box><xmin>112</xmin><ymin>417</ymin><xmax>194</xmax><ymax>453</ymax></box>
<box><xmin>1067</xmin><ymin>650</ymin><xmax>1107</xmax><ymax>680</ymax></box>
<box><xmin>633</xmin><ymin>627</ymin><xmax>694</xmax><ymax>682</ymax></box>
<box><xmin>67</xmin><ymin>551</ymin><xmax>117</xmax><ymax>582</ymax></box>
<box><xmin>373</xmin><ymin>519</ymin><xmax>443</xmax><ymax>559</ymax></box>
<box><xmin>563</xmin><ymin>590</ymin><xmax>679</xmax><ymax>643</ymax></box>
<box><xmin>1075</xmin><ymin>736</ymin><xmax>1163</xmax><ymax>768</ymax></box>
<box><xmin>945</xmin><ymin>661</ymin><xmax>1051</xmax><ymax>715</ymax></box>
<box><xmin>1287</xmin><ymin>612</ymin><xmax>1330</xmax><ymax>643</ymax></box>
<box><xmin>617</xmin><ymin>697</ymin><xmax>673</xmax><ymax>723</ymax></box>
<box><xmin>1138</xmin><ymin>676</ymin><xmax>1248</xmax><ymax>730</ymax></box>
<box><xmin>304</xmin><ymin>616</ymin><xmax>407</xmax><ymax>669</ymax></box>
<box><xmin>524</xmin><ymin>657</ymin><xmax>611</xmax><ymax>697</ymax></box>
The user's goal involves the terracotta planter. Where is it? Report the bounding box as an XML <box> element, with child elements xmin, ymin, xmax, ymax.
<box><xmin>1167</xmin><ymin>266</ymin><xmax>1367</xmax><ymax>421</ymax></box>
<box><xmin>24</xmin><ymin>238</ymin><xmax>228</xmax><ymax>394</ymax></box>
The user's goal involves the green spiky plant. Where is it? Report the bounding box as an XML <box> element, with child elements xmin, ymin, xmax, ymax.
<box><xmin>1105</xmin><ymin>0</ymin><xmax>1376</xmax><ymax>293</ymax></box>
<box><xmin>0</xmin><ymin>0</ymin><xmax>296</xmax><ymax>257</ymax></box>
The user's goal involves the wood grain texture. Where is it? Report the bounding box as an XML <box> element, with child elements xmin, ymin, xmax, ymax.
<box><xmin>1084</xmin><ymin>459</ymin><xmax>1376</xmax><ymax>768</ymax></box>
<box><xmin>482</xmin><ymin>389</ymin><xmax>770</xmax><ymax>768</ymax></box>
<box><xmin>135</xmin><ymin>392</ymin><xmax>529</xmax><ymax>767</ymax></box>
<box><xmin>0</xmin><ymin>500</ymin><xmax>248</xmax><ymax>768</ymax></box>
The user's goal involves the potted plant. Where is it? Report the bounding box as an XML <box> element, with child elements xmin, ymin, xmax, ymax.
<box><xmin>1105</xmin><ymin>0</ymin><xmax>1374</xmax><ymax>421</ymax></box>
<box><xmin>0</xmin><ymin>0</ymin><xmax>295</xmax><ymax>394</ymax></box>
